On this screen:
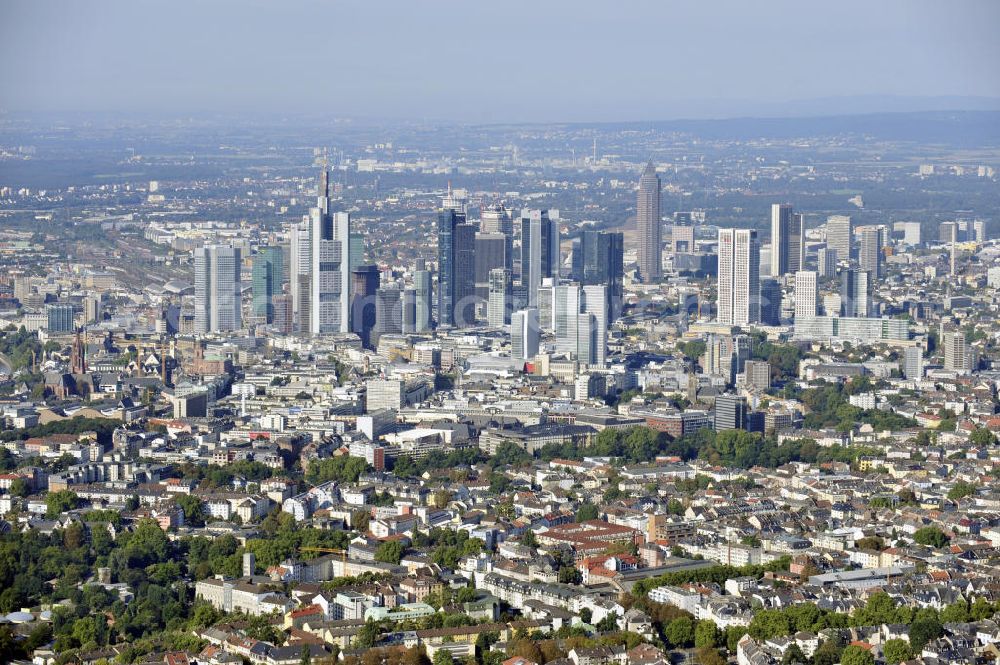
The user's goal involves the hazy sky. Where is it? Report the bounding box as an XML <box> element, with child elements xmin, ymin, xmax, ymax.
<box><xmin>2</xmin><ymin>0</ymin><xmax>998</xmax><ymax>122</ymax></box>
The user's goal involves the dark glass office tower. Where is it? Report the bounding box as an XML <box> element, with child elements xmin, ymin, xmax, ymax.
<box><xmin>252</xmin><ymin>246</ymin><xmax>283</xmax><ymax>323</ymax></box>
<box><xmin>437</xmin><ymin>209</ymin><xmax>476</xmax><ymax>328</ymax></box>
<box><xmin>572</xmin><ymin>230</ymin><xmax>624</xmax><ymax>322</ymax></box>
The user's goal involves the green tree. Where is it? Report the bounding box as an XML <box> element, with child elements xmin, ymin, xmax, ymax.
<box><xmin>840</xmin><ymin>645</ymin><xmax>874</xmax><ymax>665</ymax></box>
<box><xmin>939</xmin><ymin>601</ymin><xmax>969</xmax><ymax>623</ymax></box>
<box><xmin>375</xmin><ymin>541</ymin><xmax>404</xmax><ymax>565</ymax></box>
<box><xmin>665</xmin><ymin>616</ymin><xmax>695</xmax><ymax>647</ymax></box>
<box><xmin>913</xmin><ymin>527</ymin><xmax>949</xmax><ymax>548</ymax></box>
<box><xmin>9</xmin><ymin>477</ymin><xmax>29</xmax><ymax>498</ymax></box>
<box><xmin>909</xmin><ymin>616</ymin><xmax>943</xmax><ymax>651</ymax></box>
<box><xmin>781</xmin><ymin>644</ymin><xmax>806</xmax><ymax>665</ymax></box>
<box><xmin>695</xmin><ymin>619</ymin><xmax>720</xmax><ymax>648</ymax></box>
<box><xmin>45</xmin><ymin>490</ymin><xmax>79</xmax><ymax>518</ymax></box>
<box><xmin>946</xmin><ymin>481</ymin><xmax>977</xmax><ymax>501</ymax></box>
<box><xmin>433</xmin><ymin>650</ymin><xmax>454</xmax><ymax>665</ymax></box>
<box><xmin>175</xmin><ymin>494</ymin><xmax>206</xmax><ymax>527</ymax></box>
<box><xmin>969</xmin><ymin>427</ymin><xmax>997</xmax><ymax>447</ymax></box>
<box><xmin>575</xmin><ymin>503</ymin><xmax>599</xmax><ymax>522</ymax></box>
<box><xmin>883</xmin><ymin>639</ymin><xmax>912</xmax><ymax>665</ymax></box>
<box><xmin>558</xmin><ymin>566</ymin><xmax>582</xmax><ymax>584</ymax></box>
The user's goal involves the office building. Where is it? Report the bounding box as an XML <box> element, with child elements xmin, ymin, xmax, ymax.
<box><xmin>717</xmin><ymin>229</ymin><xmax>761</xmax><ymax>326</ymax></box>
<box><xmin>903</xmin><ymin>346</ymin><xmax>923</xmax><ymax>380</ymax></box>
<box><xmin>251</xmin><ymin>246</ymin><xmax>283</xmax><ymax>323</ymax></box>
<box><xmin>402</xmin><ymin>288</ymin><xmax>417</xmax><ymax>334</ymax></box>
<box><xmin>859</xmin><ymin>226</ymin><xmax>884</xmax><ymax>279</ymax></box>
<box><xmin>519</xmin><ymin>209</ymin><xmax>559</xmax><ymax>307</ymax></box>
<box><xmin>537</xmin><ymin>278</ymin><xmax>556</xmax><ymax>332</ymax></box>
<box><xmin>581</xmin><ymin>284</ymin><xmax>608</xmax><ymax>366</ymax></box>
<box><xmin>826</xmin><ymin>215</ymin><xmax>853</xmax><ymax>262</ymax></box>
<box><xmin>571</xmin><ymin>230</ymin><xmax>624</xmax><ymax>322</ymax></box>
<box><xmin>46</xmin><ymin>303</ymin><xmax>75</xmax><ymax>333</ymax></box>
<box><xmin>487</xmin><ymin>268</ymin><xmax>512</xmax><ymax>328</ymax></box>
<box><xmin>374</xmin><ymin>288</ymin><xmax>403</xmax><ymax>340</ymax></box>
<box><xmin>311</xmin><ymin>209</ymin><xmax>352</xmax><ymax>335</ymax></box>
<box><xmin>895</xmin><ymin>221</ymin><xmax>922</xmax><ymax>246</ymax></box>
<box><xmin>413</xmin><ymin>259</ymin><xmax>432</xmax><ymax>333</ymax></box>
<box><xmin>715</xmin><ymin>394</ymin><xmax>748</xmax><ymax>431</ymax></box>
<box><xmin>792</xmin><ymin>316</ymin><xmax>909</xmax><ymax>343</ymax></box>
<box><xmin>770</xmin><ymin>204</ymin><xmax>803</xmax><ymax>277</ymax></box>
<box><xmin>817</xmin><ymin>247</ymin><xmax>837</xmax><ymax>279</ymax></box>
<box><xmin>743</xmin><ymin>360</ymin><xmax>771</xmax><ymax>390</ymax></box>
<box><xmin>794</xmin><ymin>271</ymin><xmax>818</xmax><ymax>320</ymax></box>
<box><xmin>437</xmin><ymin>209</ymin><xmax>476</xmax><ymax>328</ymax></box>
<box><xmin>840</xmin><ymin>270</ymin><xmax>872</xmax><ymax>317</ymax></box>
<box><xmin>289</xmin><ymin>217</ymin><xmax>311</xmax><ymax>332</ymax></box>
<box><xmin>555</xmin><ymin>283</ymin><xmax>582</xmax><ymax>356</ymax></box>
<box><xmin>942</xmin><ymin>331</ymin><xmax>969</xmax><ymax>373</ymax></box>
<box><xmin>194</xmin><ymin>244</ymin><xmax>242</xmax><ymax>334</ymax></box>
<box><xmin>511</xmin><ymin>308</ymin><xmax>540</xmax><ymax>363</ymax></box>
<box><xmin>475</xmin><ymin>232</ymin><xmax>511</xmax><ymax>316</ymax></box>
<box><xmin>480</xmin><ymin>201</ymin><xmax>513</xmax><ymax>235</ymax></box>
<box><xmin>636</xmin><ymin>161</ymin><xmax>662</xmax><ymax>283</ymax></box>
<box><xmin>350</xmin><ymin>265</ymin><xmax>380</xmax><ymax>348</ymax></box>
<box><xmin>272</xmin><ymin>294</ymin><xmax>293</xmax><ymax>335</ymax></box>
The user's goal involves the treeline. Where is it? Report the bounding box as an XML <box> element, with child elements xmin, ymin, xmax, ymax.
<box><xmin>631</xmin><ymin>557</ymin><xmax>791</xmax><ymax>596</ymax></box>
<box><xmin>0</xmin><ymin>416</ymin><xmax>119</xmax><ymax>445</ymax></box>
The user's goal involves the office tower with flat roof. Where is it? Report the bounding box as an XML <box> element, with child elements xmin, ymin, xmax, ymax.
<box><xmin>46</xmin><ymin>303</ymin><xmax>75</xmax><ymax>333</ymax></box>
<box><xmin>350</xmin><ymin>264</ymin><xmax>379</xmax><ymax>348</ymax></box>
<box><xmin>413</xmin><ymin>259</ymin><xmax>432</xmax><ymax>333</ymax></box>
<box><xmin>826</xmin><ymin>215</ymin><xmax>853</xmax><ymax>262</ymax></box>
<box><xmin>537</xmin><ymin>277</ymin><xmax>555</xmax><ymax>332</ymax></box>
<box><xmin>511</xmin><ymin>308</ymin><xmax>539</xmax><ymax>363</ymax></box>
<box><xmin>760</xmin><ymin>278</ymin><xmax>781</xmax><ymax>325</ymax></box>
<box><xmin>743</xmin><ymin>359</ymin><xmax>771</xmax><ymax>390</ymax></box>
<box><xmin>903</xmin><ymin>346</ymin><xmax>924</xmax><ymax>380</ymax></box>
<box><xmin>402</xmin><ymin>288</ymin><xmax>417</xmax><ymax>334</ymax></box>
<box><xmin>794</xmin><ymin>270</ymin><xmax>818</xmax><ymax>321</ymax></box>
<box><xmin>576</xmin><ymin>313</ymin><xmax>598</xmax><ymax>365</ymax></box>
<box><xmin>437</xmin><ymin>208</ymin><xmax>476</xmax><ymax>328</ymax></box>
<box><xmin>374</xmin><ymin>287</ymin><xmax>402</xmax><ymax>340</ymax></box>
<box><xmin>840</xmin><ymin>270</ymin><xmax>872</xmax><ymax>317</ymax></box>
<box><xmin>475</xmin><ymin>231</ymin><xmax>511</xmax><ymax>317</ymax></box>
<box><xmin>572</xmin><ymin>230</ymin><xmax>624</xmax><ymax>323</ymax></box>
<box><xmin>717</xmin><ymin>228</ymin><xmax>761</xmax><ymax>326</ymax></box>
<box><xmin>770</xmin><ymin>204</ymin><xmax>804</xmax><ymax>277</ymax></box>
<box><xmin>581</xmin><ymin>284</ymin><xmax>608</xmax><ymax>366</ymax></box>
<box><xmin>636</xmin><ymin>161</ymin><xmax>662</xmax><ymax>283</ymax></box>
<box><xmin>272</xmin><ymin>294</ymin><xmax>293</xmax><ymax>334</ymax></box>
<box><xmin>252</xmin><ymin>246</ymin><xmax>283</xmax><ymax>323</ymax></box>
<box><xmin>194</xmin><ymin>244</ymin><xmax>242</xmax><ymax>334</ymax></box>
<box><xmin>487</xmin><ymin>268</ymin><xmax>512</xmax><ymax>328</ymax></box>
<box><xmin>480</xmin><ymin>200</ymin><xmax>513</xmax><ymax>235</ymax></box>
<box><xmin>519</xmin><ymin>209</ymin><xmax>559</xmax><ymax>308</ymax></box>
<box><xmin>859</xmin><ymin>226</ymin><xmax>884</xmax><ymax>279</ymax></box>
<box><xmin>555</xmin><ymin>283</ymin><xmax>582</xmax><ymax>356</ymax></box>
<box><xmin>289</xmin><ymin>217</ymin><xmax>311</xmax><ymax>332</ymax></box>
<box><xmin>714</xmin><ymin>394</ymin><xmax>748</xmax><ymax>431</ymax></box>
<box><xmin>943</xmin><ymin>331</ymin><xmax>969</xmax><ymax>373</ymax></box>
<box><xmin>817</xmin><ymin>247</ymin><xmax>837</xmax><ymax>279</ymax></box>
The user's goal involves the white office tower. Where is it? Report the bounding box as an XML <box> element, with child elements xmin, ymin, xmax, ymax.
<box><xmin>194</xmin><ymin>245</ymin><xmax>242</xmax><ymax>334</ymax></box>
<box><xmin>794</xmin><ymin>271</ymin><xmax>818</xmax><ymax>321</ymax></box>
<box><xmin>310</xmin><ymin>211</ymin><xmax>352</xmax><ymax>335</ymax></box>
<box><xmin>717</xmin><ymin>229</ymin><xmax>761</xmax><ymax>326</ymax></box>
<box><xmin>581</xmin><ymin>284</ymin><xmax>608</xmax><ymax>366</ymax></box>
<box><xmin>413</xmin><ymin>259</ymin><xmax>432</xmax><ymax>333</ymax></box>
<box><xmin>903</xmin><ymin>346</ymin><xmax>924</xmax><ymax>380</ymax></box>
<box><xmin>817</xmin><ymin>247</ymin><xmax>837</xmax><ymax>279</ymax></box>
<box><xmin>943</xmin><ymin>331</ymin><xmax>969</xmax><ymax>373</ymax></box>
<box><xmin>555</xmin><ymin>284</ymin><xmax>582</xmax><ymax>355</ymax></box>
<box><xmin>537</xmin><ymin>277</ymin><xmax>556</xmax><ymax>332</ymax></box>
<box><xmin>487</xmin><ymin>268</ymin><xmax>512</xmax><ymax>328</ymax></box>
<box><xmin>511</xmin><ymin>308</ymin><xmax>539</xmax><ymax>363</ymax></box>
<box><xmin>840</xmin><ymin>270</ymin><xmax>872</xmax><ymax>318</ymax></box>
<box><xmin>769</xmin><ymin>204</ymin><xmax>803</xmax><ymax>277</ymax></box>
<box><xmin>895</xmin><ymin>221</ymin><xmax>921</xmax><ymax>246</ymax></box>
<box><xmin>826</xmin><ymin>215</ymin><xmax>853</xmax><ymax>261</ymax></box>
<box><xmin>481</xmin><ymin>201</ymin><xmax>513</xmax><ymax>235</ymax></box>
<box><xmin>289</xmin><ymin>218</ymin><xmax>311</xmax><ymax>332</ymax></box>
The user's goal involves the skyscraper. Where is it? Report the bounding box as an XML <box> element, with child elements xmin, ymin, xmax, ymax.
<box><xmin>717</xmin><ymin>229</ymin><xmax>760</xmax><ymax>326</ymax></box>
<box><xmin>760</xmin><ymin>278</ymin><xmax>781</xmax><ymax>326</ymax></box>
<box><xmin>46</xmin><ymin>303</ymin><xmax>75</xmax><ymax>333</ymax></box>
<box><xmin>475</xmin><ymin>232</ymin><xmax>511</xmax><ymax>316</ymax></box>
<box><xmin>840</xmin><ymin>270</ymin><xmax>872</xmax><ymax>317</ymax></box>
<box><xmin>374</xmin><ymin>287</ymin><xmax>403</xmax><ymax>340</ymax></box>
<box><xmin>794</xmin><ymin>270</ymin><xmax>818</xmax><ymax>321</ymax></box>
<box><xmin>519</xmin><ymin>209</ymin><xmax>559</xmax><ymax>307</ymax></box>
<box><xmin>770</xmin><ymin>204</ymin><xmax>803</xmax><ymax>277</ymax></box>
<box><xmin>437</xmin><ymin>209</ymin><xmax>476</xmax><ymax>328</ymax></box>
<box><xmin>636</xmin><ymin>161</ymin><xmax>662</xmax><ymax>283</ymax></box>
<box><xmin>714</xmin><ymin>394</ymin><xmax>748</xmax><ymax>431</ymax></box>
<box><xmin>194</xmin><ymin>244</ymin><xmax>242</xmax><ymax>334</ymax></box>
<box><xmin>817</xmin><ymin>247</ymin><xmax>837</xmax><ymax>279</ymax></box>
<box><xmin>413</xmin><ymin>259</ymin><xmax>432</xmax><ymax>333</ymax></box>
<box><xmin>859</xmin><ymin>226</ymin><xmax>884</xmax><ymax>279</ymax></box>
<box><xmin>310</xmin><ymin>210</ymin><xmax>352</xmax><ymax>335</ymax></box>
<box><xmin>511</xmin><ymin>308</ymin><xmax>540</xmax><ymax>363</ymax></box>
<box><xmin>350</xmin><ymin>264</ymin><xmax>380</xmax><ymax>348</ymax></box>
<box><xmin>581</xmin><ymin>284</ymin><xmax>608</xmax><ymax>366</ymax></box>
<box><xmin>826</xmin><ymin>215</ymin><xmax>853</xmax><ymax>262</ymax></box>
<box><xmin>572</xmin><ymin>230</ymin><xmax>624</xmax><ymax>322</ymax></box>
<box><xmin>487</xmin><ymin>268</ymin><xmax>512</xmax><ymax>328</ymax></box>
<box><xmin>252</xmin><ymin>246</ymin><xmax>283</xmax><ymax>323</ymax></box>
<box><xmin>480</xmin><ymin>200</ymin><xmax>513</xmax><ymax>235</ymax></box>
<box><xmin>289</xmin><ymin>217</ymin><xmax>311</xmax><ymax>333</ymax></box>
<box><xmin>943</xmin><ymin>331</ymin><xmax>969</xmax><ymax>373</ymax></box>
<box><xmin>555</xmin><ymin>283</ymin><xmax>582</xmax><ymax>356</ymax></box>
<box><xmin>903</xmin><ymin>346</ymin><xmax>924</xmax><ymax>380</ymax></box>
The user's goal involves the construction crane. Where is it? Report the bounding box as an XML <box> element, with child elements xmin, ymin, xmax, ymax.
<box><xmin>299</xmin><ymin>547</ymin><xmax>347</xmax><ymax>561</ymax></box>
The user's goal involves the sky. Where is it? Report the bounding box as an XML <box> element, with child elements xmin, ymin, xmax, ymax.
<box><xmin>1</xmin><ymin>0</ymin><xmax>999</xmax><ymax>123</ymax></box>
